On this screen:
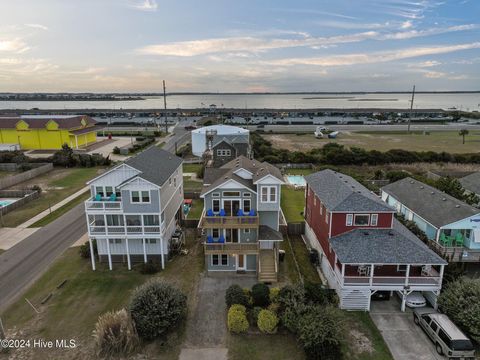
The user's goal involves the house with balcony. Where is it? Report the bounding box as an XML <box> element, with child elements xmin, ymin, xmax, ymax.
<box><xmin>381</xmin><ymin>177</ymin><xmax>480</xmax><ymax>263</ymax></box>
<box><xmin>304</xmin><ymin>170</ymin><xmax>446</xmax><ymax>311</ymax></box>
<box><xmin>198</xmin><ymin>156</ymin><xmax>284</xmax><ymax>282</ymax></box>
<box><xmin>84</xmin><ymin>146</ymin><xmax>184</xmax><ymax>271</ymax></box>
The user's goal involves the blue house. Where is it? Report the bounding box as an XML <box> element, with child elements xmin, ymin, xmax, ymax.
<box><xmin>381</xmin><ymin>177</ymin><xmax>480</xmax><ymax>263</ymax></box>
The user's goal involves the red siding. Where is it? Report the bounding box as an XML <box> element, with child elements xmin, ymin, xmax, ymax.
<box><xmin>331</xmin><ymin>212</ymin><xmax>394</xmax><ymax>237</ymax></box>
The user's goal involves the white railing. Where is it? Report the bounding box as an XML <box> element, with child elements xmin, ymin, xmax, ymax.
<box><xmin>88</xmin><ymin>223</ymin><xmax>161</xmax><ymax>235</ymax></box>
<box><xmin>85</xmin><ymin>200</ymin><xmax>122</xmax><ymax>211</ymax></box>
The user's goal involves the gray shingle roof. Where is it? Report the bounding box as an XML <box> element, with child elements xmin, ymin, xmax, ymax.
<box><xmin>460</xmin><ymin>172</ymin><xmax>480</xmax><ymax>196</ymax></box>
<box><xmin>305</xmin><ymin>169</ymin><xmax>393</xmax><ymax>212</ymax></box>
<box><xmin>330</xmin><ymin>219</ymin><xmax>446</xmax><ymax>265</ymax></box>
<box><xmin>124</xmin><ymin>146</ymin><xmax>182</xmax><ymax>187</ymax></box>
<box><xmin>259</xmin><ymin>225</ymin><xmax>283</xmax><ymax>241</ymax></box>
<box><xmin>382</xmin><ymin>177</ymin><xmax>480</xmax><ymax>228</ymax></box>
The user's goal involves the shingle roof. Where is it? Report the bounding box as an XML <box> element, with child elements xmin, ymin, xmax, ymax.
<box><xmin>0</xmin><ymin>115</ymin><xmax>97</xmax><ymax>129</ymax></box>
<box><xmin>259</xmin><ymin>225</ymin><xmax>283</xmax><ymax>241</ymax></box>
<box><xmin>124</xmin><ymin>146</ymin><xmax>183</xmax><ymax>187</ymax></box>
<box><xmin>305</xmin><ymin>169</ymin><xmax>393</xmax><ymax>212</ymax></box>
<box><xmin>330</xmin><ymin>219</ymin><xmax>446</xmax><ymax>265</ymax></box>
<box><xmin>460</xmin><ymin>172</ymin><xmax>480</xmax><ymax>196</ymax></box>
<box><xmin>200</xmin><ymin>156</ymin><xmax>283</xmax><ymax>196</ymax></box>
<box><xmin>382</xmin><ymin>177</ymin><xmax>480</xmax><ymax>228</ymax></box>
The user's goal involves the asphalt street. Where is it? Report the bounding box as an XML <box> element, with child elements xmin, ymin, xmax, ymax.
<box><xmin>0</xmin><ymin>204</ymin><xmax>86</xmax><ymax>312</ymax></box>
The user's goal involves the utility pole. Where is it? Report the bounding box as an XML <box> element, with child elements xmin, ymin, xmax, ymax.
<box><xmin>407</xmin><ymin>85</ymin><xmax>415</xmax><ymax>134</ymax></box>
<box><xmin>163</xmin><ymin>80</ymin><xmax>168</xmax><ymax>134</ymax></box>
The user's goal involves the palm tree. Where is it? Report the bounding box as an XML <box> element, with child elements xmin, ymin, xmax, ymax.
<box><xmin>459</xmin><ymin>129</ymin><xmax>469</xmax><ymax>144</ymax></box>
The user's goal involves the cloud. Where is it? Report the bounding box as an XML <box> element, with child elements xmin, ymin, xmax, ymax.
<box><xmin>137</xmin><ymin>24</ymin><xmax>479</xmax><ymax>57</ymax></box>
<box><xmin>0</xmin><ymin>38</ymin><xmax>30</xmax><ymax>53</ymax></box>
<box><xmin>423</xmin><ymin>71</ymin><xmax>446</xmax><ymax>78</ymax></box>
<box><xmin>266</xmin><ymin>42</ymin><xmax>480</xmax><ymax>67</ymax></box>
<box><xmin>130</xmin><ymin>0</ymin><xmax>157</xmax><ymax>11</ymax></box>
<box><xmin>24</xmin><ymin>23</ymin><xmax>48</xmax><ymax>31</ymax></box>
<box><xmin>274</xmin><ymin>8</ymin><xmax>357</xmax><ymax>20</ymax></box>
<box><xmin>401</xmin><ymin>20</ymin><xmax>413</xmax><ymax>29</ymax></box>
<box><xmin>409</xmin><ymin>60</ymin><xmax>442</xmax><ymax>67</ymax></box>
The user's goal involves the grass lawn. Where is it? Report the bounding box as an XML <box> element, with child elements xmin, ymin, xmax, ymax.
<box><xmin>228</xmin><ymin>333</ymin><xmax>305</xmax><ymax>360</ymax></box>
<box><xmin>28</xmin><ymin>190</ymin><xmax>90</xmax><ymax>228</ymax></box>
<box><xmin>281</xmin><ymin>187</ymin><xmax>305</xmax><ymax>222</ymax></box>
<box><xmin>2</xmin><ymin>167</ymin><xmax>101</xmax><ymax>227</ymax></box>
<box><xmin>187</xmin><ymin>198</ymin><xmax>203</xmax><ymax>219</ymax></box>
<box><xmin>287</xmin><ymin>235</ymin><xmax>321</xmax><ymax>284</ymax></box>
<box><xmin>263</xmin><ymin>131</ymin><xmax>480</xmax><ymax>153</ymax></box>
<box><xmin>183</xmin><ymin>163</ymin><xmax>202</xmax><ymax>173</ymax></box>
<box><xmin>183</xmin><ymin>176</ymin><xmax>203</xmax><ymax>191</ymax></box>
<box><xmin>2</xmin><ymin>230</ymin><xmax>203</xmax><ymax>360</ymax></box>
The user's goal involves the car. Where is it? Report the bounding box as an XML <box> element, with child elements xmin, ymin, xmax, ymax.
<box><xmin>413</xmin><ymin>307</ymin><xmax>475</xmax><ymax>359</ymax></box>
<box><xmin>396</xmin><ymin>291</ymin><xmax>427</xmax><ymax>308</ymax></box>
<box><xmin>184</xmin><ymin>125</ymin><xmax>197</xmax><ymax>130</ymax></box>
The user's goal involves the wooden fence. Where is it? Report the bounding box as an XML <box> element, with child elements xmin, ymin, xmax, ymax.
<box><xmin>0</xmin><ymin>163</ymin><xmax>53</xmax><ymax>190</ymax></box>
<box><xmin>0</xmin><ymin>190</ymin><xmax>40</xmax><ymax>216</ymax></box>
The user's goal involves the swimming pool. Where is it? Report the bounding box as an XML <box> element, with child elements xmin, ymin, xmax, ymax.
<box><xmin>286</xmin><ymin>175</ymin><xmax>306</xmax><ymax>187</ymax></box>
<box><xmin>0</xmin><ymin>199</ymin><xmax>18</xmax><ymax>207</ymax></box>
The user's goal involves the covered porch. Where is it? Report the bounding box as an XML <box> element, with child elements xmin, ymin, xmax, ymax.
<box><xmin>432</xmin><ymin>227</ymin><xmax>480</xmax><ymax>262</ymax></box>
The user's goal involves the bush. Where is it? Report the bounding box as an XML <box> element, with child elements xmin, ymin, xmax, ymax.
<box><xmin>230</xmin><ymin>304</ymin><xmax>247</xmax><ymax>315</ymax></box>
<box><xmin>243</xmin><ymin>288</ymin><xmax>253</xmax><ymax>307</ymax></box>
<box><xmin>252</xmin><ymin>306</ymin><xmax>263</xmax><ymax>323</ymax></box>
<box><xmin>297</xmin><ymin>306</ymin><xmax>344</xmax><ymax>360</ymax></box>
<box><xmin>257</xmin><ymin>309</ymin><xmax>279</xmax><ymax>334</ymax></box>
<box><xmin>129</xmin><ymin>280</ymin><xmax>187</xmax><ymax>340</ymax></box>
<box><xmin>438</xmin><ymin>278</ymin><xmax>480</xmax><ymax>342</ymax></box>
<box><xmin>269</xmin><ymin>287</ymin><xmax>280</xmax><ymax>302</ymax></box>
<box><xmin>93</xmin><ymin>309</ymin><xmax>139</xmax><ymax>357</ymax></box>
<box><xmin>227</xmin><ymin>306</ymin><xmax>249</xmax><ymax>333</ymax></box>
<box><xmin>267</xmin><ymin>302</ymin><xmax>280</xmax><ymax>314</ymax></box>
<box><xmin>276</xmin><ymin>284</ymin><xmax>307</xmax><ymax>333</ymax></box>
<box><xmin>251</xmin><ymin>283</ymin><xmax>270</xmax><ymax>307</ymax></box>
<box><xmin>30</xmin><ymin>184</ymin><xmax>42</xmax><ymax>194</ymax></box>
<box><xmin>304</xmin><ymin>282</ymin><xmax>339</xmax><ymax>306</ymax></box>
<box><xmin>113</xmin><ymin>146</ymin><xmax>120</xmax><ymax>154</ymax></box>
<box><xmin>196</xmin><ymin>165</ymin><xmax>205</xmax><ymax>179</ymax></box>
<box><xmin>137</xmin><ymin>261</ymin><xmax>161</xmax><ymax>274</ymax></box>
<box><xmin>79</xmin><ymin>239</ymin><xmax>97</xmax><ymax>259</ymax></box>
<box><xmin>225</xmin><ymin>284</ymin><xmax>249</xmax><ymax>308</ymax></box>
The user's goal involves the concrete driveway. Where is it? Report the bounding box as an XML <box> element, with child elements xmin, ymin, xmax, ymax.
<box><xmin>370</xmin><ymin>296</ymin><xmax>443</xmax><ymax>360</ymax></box>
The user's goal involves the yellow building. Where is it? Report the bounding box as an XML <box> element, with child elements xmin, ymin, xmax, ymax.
<box><xmin>0</xmin><ymin>115</ymin><xmax>102</xmax><ymax>150</ymax></box>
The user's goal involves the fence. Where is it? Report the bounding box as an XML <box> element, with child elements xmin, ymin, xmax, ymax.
<box><xmin>0</xmin><ymin>163</ymin><xmax>53</xmax><ymax>190</ymax></box>
<box><xmin>0</xmin><ymin>190</ymin><xmax>40</xmax><ymax>216</ymax></box>
<box><xmin>366</xmin><ymin>179</ymin><xmax>390</xmax><ymax>187</ymax></box>
<box><xmin>287</xmin><ymin>222</ymin><xmax>305</xmax><ymax>235</ymax></box>
<box><xmin>275</xmin><ymin>163</ymin><xmax>313</xmax><ymax>170</ymax></box>
<box><xmin>182</xmin><ymin>219</ymin><xmax>199</xmax><ymax>228</ymax></box>
<box><xmin>184</xmin><ymin>191</ymin><xmax>201</xmax><ymax>199</ymax></box>
<box><xmin>0</xmin><ymin>163</ymin><xmax>19</xmax><ymax>171</ymax></box>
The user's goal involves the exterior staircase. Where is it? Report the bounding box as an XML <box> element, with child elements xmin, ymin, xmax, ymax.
<box><xmin>258</xmin><ymin>249</ymin><xmax>277</xmax><ymax>283</ymax></box>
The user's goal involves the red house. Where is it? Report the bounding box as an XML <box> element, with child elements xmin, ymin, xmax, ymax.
<box><xmin>304</xmin><ymin>170</ymin><xmax>446</xmax><ymax>311</ymax></box>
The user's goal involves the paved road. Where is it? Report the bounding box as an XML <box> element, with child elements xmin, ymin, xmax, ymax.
<box><xmin>162</xmin><ymin>117</ymin><xmax>196</xmax><ymax>153</ymax></box>
<box><xmin>0</xmin><ymin>204</ymin><xmax>86</xmax><ymax>312</ymax></box>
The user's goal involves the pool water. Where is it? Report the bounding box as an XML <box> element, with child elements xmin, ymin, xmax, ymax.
<box><xmin>286</xmin><ymin>175</ymin><xmax>306</xmax><ymax>187</ymax></box>
<box><xmin>0</xmin><ymin>199</ymin><xmax>17</xmax><ymax>207</ymax></box>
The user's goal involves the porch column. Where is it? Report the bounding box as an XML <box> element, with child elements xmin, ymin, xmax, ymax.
<box><xmin>405</xmin><ymin>264</ymin><xmax>411</xmax><ymax>286</ymax></box>
<box><xmin>75</xmin><ymin>135</ymin><xmax>78</xmax><ymax>149</ymax></box>
<box><xmin>439</xmin><ymin>264</ymin><xmax>445</xmax><ymax>287</ymax></box>
<box><xmin>369</xmin><ymin>264</ymin><xmax>374</xmax><ymax>286</ymax></box>
<box><xmin>125</xmin><ymin>238</ymin><xmax>131</xmax><ymax>270</ymax></box>
<box><xmin>435</xmin><ymin>229</ymin><xmax>441</xmax><ymax>243</ymax></box>
<box><xmin>401</xmin><ymin>291</ymin><xmax>407</xmax><ymax>312</ymax></box>
<box><xmin>107</xmin><ymin>239</ymin><xmax>112</xmax><ymax>270</ymax></box>
<box><xmin>143</xmin><ymin>238</ymin><xmax>147</xmax><ymax>263</ymax></box>
<box><xmin>89</xmin><ymin>237</ymin><xmax>96</xmax><ymax>271</ymax></box>
<box><xmin>160</xmin><ymin>237</ymin><xmax>165</xmax><ymax>270</ymax></box>
<box><xmin>341</xmin><ymin>263</ymin><xmax>345</xmax><ymax>277</ymax></box>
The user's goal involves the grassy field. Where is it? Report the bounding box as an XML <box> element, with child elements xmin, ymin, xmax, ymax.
<box><xmin>228</xmin><ymin>333</ymin><xmax>305</xmax><ymax>360</ymax></box>
<box><xmin>263</xmin><ymin>130</ymin><xmax>480</xmax><ymax>153</ymax></box>
<box><xmin>2</xmin><ymin>230</ymin><xmax>203</xmax><ymax>360</ymax></box>
<box><xmin>183</xmin><ymin>163</ymin><xmax>202</xmax><ymax>173</ymax></box>
<box><xmin>2</xmin><ymin>167</ymin><xmax>101</xmax><ymax>227</ymax></box>
<box><xmin>281</xmin><ymin>187</ymin><xmax>305</xmax><ymax>222</ymax></box>
<box><xmin>186</xmin><ymin>198</ymin><xmax>203</xmax><ymax>219</ymax></box>
<box><xmin>183</xmin><ymin>176</ymin><xmax>203</xmax><ymax>191</ymax></box>
<box><xmin>287</xmin><ymin>235</ymin><xmax>321</xmax><ymax>284</ymax></box>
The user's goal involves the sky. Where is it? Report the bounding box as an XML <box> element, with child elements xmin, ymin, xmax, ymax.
<box><xmin>0</xmin><ymin>0</ymin><xmax>479</xmax><ymax>92</ymax></box>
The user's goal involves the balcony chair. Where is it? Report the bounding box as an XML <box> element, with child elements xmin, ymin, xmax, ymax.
<box><xmin>219</xmin><ymin>209</ymin><xmax>226</xmax><ymax>217</ymax></box>
<box><xmin>237</xmin><ymin>209</ymin><xmax>245</xmax><ymax>216</ymax></box>
<box><xmin>206</xmin><ymin>208</ymin><xmax>214</xmax><ymax>216</ymax></box>
<box><xmin>357</xmin><ymin>265</ymin><xmax>369</xmax><ymax>276</ymax></box>
<box><xmin>218</xmin><ymin>235</ymin><xmax>225</xmax><ymax>243</ymax></box>
<box><xmin>94</xmin><ymin>194</ymin><xmax>102</xmax><ymax>201</ymax></box>
<box><xmin>207</xmin><ymin>235</ymin><xmax>214</xmax><ymax>243</ymax></box>
<box><xmin>109</xmin><ymin>193</ymin><xmax>117</xmax><ymax>201</ymax></box>
<box><xmin>249</xmin><ymin>209</ymin><xmax>256</xmax><ymax>216</ymax></box>
<box><xmin>439</xmin><ymin>233</ymin><xmax>452</xmax><ymax>247</ymax></box>
<box><xmin>455</xmin><ymin>233</ymin><xmax>464</xmax><ymax>247</ymax></box>
<box><xmin>421</xmin><ymin>265</ymin><xmax>432</xmax><ymax>277</ymax></box>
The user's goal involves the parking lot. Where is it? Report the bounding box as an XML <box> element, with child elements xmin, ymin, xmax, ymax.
<box><xmin>370</xmin><ymin>295</ymin><xmax>444</xmax><ymax>360</ymax></box>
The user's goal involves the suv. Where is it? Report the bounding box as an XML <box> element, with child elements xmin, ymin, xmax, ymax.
<box><xmin>413</xmin><ymin>308</ymin><xmax>475</xmax><ymax>359</ymax></box>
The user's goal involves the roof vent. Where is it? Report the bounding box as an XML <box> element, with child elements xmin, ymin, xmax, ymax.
<box><xmin>455</xmin><ymin>204</ymin><xmax>460</xmax><ymax>208</ymax></box>
<box><xmin>431</xmin><ymin>191</ymin><xmax>435</xmax><ymax>195</ymax></box>
<box><xmin>410</xmin><ymin>180</ymin><xmax>414</xmax><ymax>184</ymax></box>
<box><xmin>420</xmin><ymin>186</ymin><xmax>424</xmax><ymax>189</ymax></box>
<box><xmin>442</xmin><ymin>198</ymin><xmax>446</xmax><ymax>201</ymax></box>
<box><xmin>363</xmin><ymin>231</ymin><xmax>369</xmax><ymax>236</ymax></box>
<box><xmin>388</xmin><ymin>231</ymin><xmax>395</xmax><ymax>236</ymax></box>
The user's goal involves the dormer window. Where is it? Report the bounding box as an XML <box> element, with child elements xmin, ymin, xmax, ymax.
<box><xmin>346</xmin><ymin>214</ymin><xmax>353</xmax><ymax>226</ymax></box>
<box><xmin>354</xmin><ymin>214</ymin><xmax>370</xmax><ymax>226</ymax></box>
<box><xmin>371</xmin><ymin>214</ymin><xmax>378</xmax><ymax>226</ymax></box>
<box><xmin>131</xmin><ymin>190</ymin><xmax>150</xmax><ymax>203</ymax></box>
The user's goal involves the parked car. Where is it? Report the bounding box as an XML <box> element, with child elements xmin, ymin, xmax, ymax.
<box><xmin>413</xmin><ymin>308</ymin><xmax>475</xmax><ymax>359</ymax></box>
<box><xmin>396</xmin><ymin>291</ymin><xmax>427</xmax><ymax>308</ymax></box>
<box><xmin>184</xmin><ymin>125</ymin><xmax>197</xmax><ymax>130</ymax></box>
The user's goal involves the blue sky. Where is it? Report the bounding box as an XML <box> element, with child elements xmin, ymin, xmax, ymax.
<box><xmin>0</xmin><ymin>0</ymin><xmax>479</xmax><ymax>92</ymax></box>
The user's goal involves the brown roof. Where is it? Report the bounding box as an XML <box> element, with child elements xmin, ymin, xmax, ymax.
<box><xmin>0</xmin><ymin>115</ymin><xmax>97</xmax><ymax>130</ymax></box>
<box><xmin>70</xmin><ymin>125</ymin><xmax>104</xmax><ymax>135</ymax></box>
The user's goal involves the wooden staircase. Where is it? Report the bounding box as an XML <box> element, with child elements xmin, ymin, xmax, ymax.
<box><xmin>258</xmin><ymin>249</ymin><xmax>277</xmax><ymax>283</ymax></box>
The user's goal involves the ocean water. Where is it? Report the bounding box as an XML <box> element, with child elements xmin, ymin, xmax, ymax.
<box><xmin>0</xmin><ymin>93</ymin><xmax>479</xmax><ymax>110</ymax></box>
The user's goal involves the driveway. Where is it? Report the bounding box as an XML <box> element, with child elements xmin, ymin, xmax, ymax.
<box><xmin>179</xmin><ymin>274</ymin><xmax>256</xmax><ymax>360</ymax></box>
<box><xmin>370</xmin><ymin>296</ymin><xmax>443</xmax><ymax>360</ymax></box>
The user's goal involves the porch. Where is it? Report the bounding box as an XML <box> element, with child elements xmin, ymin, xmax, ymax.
<box><xmin>429</xmin><ymin>240</ymin><xmax>480</xmax><ymax>262</ymax></box>
<box><xmin>198</xmin><ymin>209</ymin><xmax>259</xmax><ymax>229</ymax></box>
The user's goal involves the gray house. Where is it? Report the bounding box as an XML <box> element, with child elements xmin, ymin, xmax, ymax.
<box><xmin>211</xmin><ymin>136</ymin><xmax>251</xmax><ymax>167</ymax></box>
<box><xmin>198</xmin><ymin>156</ymin><xmax>284</xmax><ymax>282</ymax></box>
<box><xmin>85</xmin><ymin>146</ymin><xmax>184</xmax><ymax>270</ymax></box>
<box><xmin>460</xmin><ymin>172</ymin><xmax>480</xmax><ymax>201</ymax></box>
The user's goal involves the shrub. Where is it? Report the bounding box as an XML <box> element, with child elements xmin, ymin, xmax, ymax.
<box><xmin>227</xmin><ymin>306</ymin><xmax>249</xmax><ymax>333</ymax></box>
<box><xmin>276</xmin><ymin>284</ymin><xmax>307</xmax><ymax>333</ymax></box>
<box><xmin>225</xmin><ymin>284</ymin><xmax>249</xmax><ymax>308</ymax></box>
<box><xmin>251</xmin><ymin>283</ymin><xmax>270</xmax><ymax>307</ymax></box>
<box><xmin>30</xmin><ymin>184</ymin><xmax>42</xmax><ymax>194</ymax></box>
<box><xmin>243</xmin><ymin>288</ymin><xmax>253</xmax><ymax>306</ymax></box>
<box><xmin>269</xmin><ymin>287</ymin><xmax>280</xmax><ymax>302</ymax></box>
<box><xmin>257</xmin><ymin>309</ymin><xmax>279</xmax><ymax>334</ymax></box>
<box><xmin>438</xmin><ymin>278</ymin><xmax>480</xmax><ymax>342</ymax></box>
<box><xmin>79</xmin><ymin>239</ymin><xmax>97</xmax><ymax>259</ymax></box>
<box><xmin>113</xmin><ymin>146</ymin><xmax>120</xmax><ymax>154</ymax></box>
<box><xmin>252</xmin><ymin>306</ymin><xmax>263</xmax><ymax>323</ymax></box>
<box><xmin>267</xmin><ymin>302</ymin><xmax>280</xmax><ymax>314</ymax></box>
<box><xmin>93</xmin><ymin>309</ymin><xmax>139</xmax><ymax>357</ymax></box>
<box><xmin>137</xmin><ymin>261</ymin><xmax>161</xmax><ymax>274</ymax></box>
<box><xmin>129</xmin><ymin>280</ymin><xmax>187</xmax><ymax>340</ymax></box>
<box><xmin>297</xmin><ymin>306</ymin><xmax>344</xmax><ymax>360</ymax></box>
<box><xmin>230</xmin><ymin>304</ymin><xmax>247</xmax><ymax>315</ymax></box>
<box><xmin>304</xmin><ymin>282</ymin><xmax>338</xmax><ymax>306</ymax></box>
<box><xmin>196</xmin><ymin>165</ymin><xmax>205</xmax><ymax>179</ymax></box>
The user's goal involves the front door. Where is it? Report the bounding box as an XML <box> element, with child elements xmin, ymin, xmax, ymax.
<box><xmin>223</xmin><ymin>199</ymin><xmax>241</xmax><ymax>216</ymax></box>
<box><xmin>237</xmin><ymin>254</ymin><xmax>245</xmax><ymax>271</ymax></box>
<box><xmin>225</xmin><ymin>228</ymin><xmax>239</xmax><ymax>243</ymax></box>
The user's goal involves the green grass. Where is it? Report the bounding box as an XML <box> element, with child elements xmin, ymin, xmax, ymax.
<box><xmin>281</xmin><ymin>187</ymin><xmax>305</xmax><ymax>222</ymax></box>
<box><xmin>0</xmin><ymin>249</ymin><xmax>5</xmax><ymax>255</ymax></box>
<box><xmin>2</xmin><ymin>167</ymin><xmax>100</xmax><ymax>227</ymax></box>
<box><xmin>228</xmin><ymin>333</ymin><xmax>305</xmax><ymax>360</ymax></box>
<box><xmin>287</xmin><ymin>235</ymin><xmax>321</xmax><ymax>284</ymax></box>
<box><xmin>183</xmin><ymin>176</ymin><xmax>203</xmax><ymax>191</ymax></box>
<box><xmin>28</xmin><ymin>191</ymin><xmax>90</xmax><ymax>228</ymax></box>
<box><xmin>183</xmin><ymin>163</ymin><xmax>202</xmax><ymax>173</ymax></box>
<box><xmin>283</xmin><ymin>168</ymin><xmax>314</xmax><ymax>175</ymax></box>
<box><xmin>2</xmin><ymin>231</ymin><xmax>203</xmax><ymax>359</ymax></box>
<box><xmin>187</xmin><ymin>198</ymin><xmax>203</xmax><ymax>219</ymax></box>
<box><xmin>279</xmin><ymin>240</ymin><xmax>300</xmax><ymax>283</ymax></box>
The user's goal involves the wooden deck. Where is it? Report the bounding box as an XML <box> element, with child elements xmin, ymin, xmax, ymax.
<box><xmin>198</xmin><ymin>212</ymin><xmax>259</xmax><ymax>229</ymax></box>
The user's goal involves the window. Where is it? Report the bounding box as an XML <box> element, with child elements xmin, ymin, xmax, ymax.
<box><xmin>397</xmin><ymin>265</ymin><xmax>408</xmax><ymax>272</ymax></box>
<box><xmin>261</xmin><ymin>186</ymin><xmax>277</xmax><ymax>203</ymax></box>
<box><xmin>131</xmin><ymin>191</ymin><xmax>140</xmax><ymax>203</ymax></box>
<box><xmin>173</xmin><ymin>177</ymin><xmax>176</xmax><ymax>187</ymax></box>
<box><xmin>354</xmin><ymin>214</ymin><xmax>370</xmax><ymax>226</ymax></box>
<box><xmin>243</xmin><ymin>192</ymin><xmax>251</xmax><ymax>197</ymax></box>
<box><xmin>146</xmin><ymin>239</ymin><xmax>157</xmax><ymax>244</ymax></box>
<box><xmin>212</xmin><ymin>192</ymin><xmax>220</xmax><ymax>197</ymax></box>
<box><xmin>243</xmin><ymin>199</ymin><xmax>251</xmax><ymax>212</ymax></box>
<box><xmin>464</xmin><ymin>229</ymin><xmax>471</xmax><ymax>238</ymax></box>
<box><xmin>438</xmin><ymin>329</ymin><xmax>451</xmax><ymax>347</ymax></box>
<box><xmin>212</xmin><ymin>254</ymin><xmax>219</xmax><ymax>265</ymax></box>
<box><xmin>346</xmin><ymin>214</ymin><xmax>353</xmax><ymax>226</ymax></box>
<box><xmin>106</xmin><ymin>215</ymin><xmax>124</xmax><ymax>226</ymax></box>
<box><xmin>371</xmin><ymin>214</ymin><xmax>378</xmax><ymax>226</ymax></box>
<box><xmin>223</xmin><ymin>191</ymin><xmax>240</xmax><ymax>197</ymax></box>
<box><xmin>221</xmin><ymin>254</ymin><xmax>228</xmax><ymax>265</ymax></box>
<box><xmin>217</xmin><ymin>149</ymin><xmax>231</xmax><ymax>157</ymax></box>
<box><xmin>125</xmin><ymin>215</ymin><xmax>141</xmax><ymax>226</ymax></box>
<box><xmin>105</xmin><ymin>186</ymin><xmax>114</xmax><ymax>197</ymax></box>
<box><xmin>422</xmin><ymin>314</ymin><xmax>431</xmax><ymax>323</ymax></box>
<box><xmin>131</xmin><ymin>190</ymin><xmax>150</xmax><ymax>203</ymax></box>
<box><xmin>95</xmin><ymin>186</ymin><xmax>104</xmax><ymax>197</ymax></box>
<box><xmin>109</xmin><ymin>239</ymin><xmax>122</xmax><ymax>244</ymax></box>
<box><xmin>430</xmin><ymin>321</ymin><xmax>438</xmax><ymax>332</ymax></box>
<box><xmin>143</xmin><ymin>215</ymin><xmax>159</xmax><ymax>226</ymax></box>
<box><xmin>212</xmin><ymin>254</ymin><xmax>228</xmax><ymax>266</ymax></box>
<box><xmin>161</xmin><ymin>212</ymin><xmax>165</xmax><ymax>224</ymax></box>
<box><xmin>212</xmin><ymin>228</ymin><xmax>220</xmax><ymax>238</ymax></box>
<box><xmin>244</xmin><ymin>229</ymin><xmax>250</xmax><ymax>234</ymax></box>
<box><xmin>141</xmin><ymin>191</ymin><xmax>150</xmax><ymax>202</ymax></box>
<box><xmin>169</xmin><ymin>177</ymin><xmax>172</xmax><ymax>185</ymax></box>
<box><xmin>212</xmin><ymin>199</ymin><xmax>220</xmax><ymax>212</ymax></box>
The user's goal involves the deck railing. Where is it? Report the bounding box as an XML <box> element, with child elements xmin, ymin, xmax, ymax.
<box><xmin>203</xmin><ymin>242</ymin><xmax>258</xmax><ymax>254</ymax></box>
<box><xmin>85</xmin><ymin>200</ymin><xmax>122</xmax><ymax>211</ymax></box>
<box><xmin>88</xmin><ymin>222</ymin><xmax>161</xmax><ymax>235</ymax></box>
<box><xmin>199</xmin><ymin>209</ymin><xmax>259</xmax><ymax>228</ymax></box>
<box><xmin>429</xmin><ymin>240</ymin><xmax>480</xmax><ymax>262</ymax></box>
